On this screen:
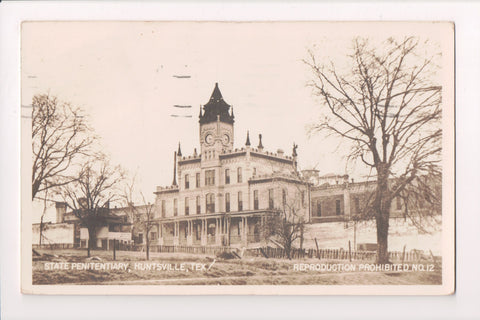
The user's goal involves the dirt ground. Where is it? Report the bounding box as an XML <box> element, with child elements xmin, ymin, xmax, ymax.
<box><xmin>32</xmin><ymin>249</ymin><xmax>442</xmax><ymax>285</ymax></box>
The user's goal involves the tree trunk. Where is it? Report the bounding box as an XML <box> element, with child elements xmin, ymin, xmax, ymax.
<box><xmin>87</xmin><ymin>238</ymin><xmax>91</xmax><ymax>257</ymax></box>
<box><xmin>375</xmin><ymin>165</ymin><xmax>391</xmax><ymax>264</ymax></box>
<box><xmin>146</xmin><ymin>236</ymin><xmax>150</xmax><ymax>261</ymax></box>
<box><xmin>285</xmin><ymin>242</ymin><xmax>292</xmax><ymax>260</ymax></box>
<box><xmin>39</xmin><ymin>219</ymin><xmax>44</xmax><ymax>246</ymax></box>
<box><xmin>375</xmin><ymin>211</ymin><xmax>390</xmax><ymax>264</ymax></box>
<box><xmin>87</xmin><ymin>226</ymin><xmax>97</xmax><ymax>258</ymax></box>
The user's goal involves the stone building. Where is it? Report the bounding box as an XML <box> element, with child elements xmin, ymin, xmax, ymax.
<box><xmin>151</xmin><ymin>83</ymin><xmax>310</xmax><ymax>247</ymax></box>
<box><xmin>51</xmin><ymin>202</ymin><xmax>133</xmax><ymax>250</ymax></box>
<box><xmin>308</xmin><ymin>172</ymin><xmax>411</xmax><ymax>223</ymax></box>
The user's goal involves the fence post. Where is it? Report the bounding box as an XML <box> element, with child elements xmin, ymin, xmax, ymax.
<box><xmin>348</xmin><ymin>241</ymin><xmax>352</xmax><ymax>262</ymax></box>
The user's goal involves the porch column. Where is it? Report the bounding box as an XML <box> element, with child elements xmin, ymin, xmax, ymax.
<box><xmin>186</xmin><ymin>220</ymin><xmax>193</xmax><ymax>246</ymax></box>
<box><xmin>240</xmin><ymin>217</ymin><xmax>246</xmax><ymax>245</ymax></box>
<box><xmin>200</xmin><ymin>219</ymin><xmax>207</xmax><ymax>246</ymax></box>
<box><xmin>159</xmin><ymin>223</ymin><xmax>164</xmax><ymax>245</ymax></box>
<box><xmin>215</xmin><ymin>218</ymin><xmax>221</xmax><ymax>246</ymax></box>
<box><xmin>226</xmin><ymin>217</ymin><xmax>230</xmax><ymax>246</ymax></box>
<box><xmin>244</xmin><ymin>216</ymin><xmax>249</xmax><ymax>246</ymax></box>
<box><xmin>173</xmin><ymin>221</ymin><xmax>179</xmax><ymax>246</ymax></box>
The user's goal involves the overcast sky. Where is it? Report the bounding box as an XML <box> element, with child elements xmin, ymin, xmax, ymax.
<box><xmin>22</xmin><ymin>22</ymin><xmax>449</xmax><ymax>221</ymax></box>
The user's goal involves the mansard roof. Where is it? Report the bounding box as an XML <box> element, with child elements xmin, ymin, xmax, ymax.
<box><xmin>199</xmin><ymin>83</ymin><xmax>235</xmax><ymax>125</ymax></box>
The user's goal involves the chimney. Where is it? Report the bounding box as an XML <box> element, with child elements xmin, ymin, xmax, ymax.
<box><xmin>55</xmin><ymin>202</ymin><xmax>66</xmax><ymax>223</ymax></box>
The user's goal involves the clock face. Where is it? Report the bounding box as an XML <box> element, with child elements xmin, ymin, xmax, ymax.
<box><xmin>205</xmin><ymin>134</ymin><xmax>214</xmax><ymax>145</ymax></box>
<box><xmin>222</xmin><ymin>134</ymin><xmax>230</xmax><ymax>145</ymax></box>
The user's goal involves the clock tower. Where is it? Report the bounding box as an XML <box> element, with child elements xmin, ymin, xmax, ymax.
<box><xmin>199</xmin><ymin>83</ymin><xmax>235</xmax><ymax>159</ymax></box>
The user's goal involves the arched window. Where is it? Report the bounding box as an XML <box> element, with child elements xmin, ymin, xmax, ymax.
<box><xmin>225</xmin><ymin>193</ymin><xmax>230</xmax><ymax>212</ymax></box>
<box><xmin>238</xmin><ymin>191</ymin><xmax>243</xmax><ymax>211</ymax></box>
<box><xmin>185</xmin><ymin>197</ymin><xmax>189</xmax><ymax>216</ymax></box>
<box><xmin>206</xmin><ymin>193</ymin><xmax>215</xmax><ymax>213</ymax></box>
<box><xmin>225</xmin><ymin>169</ymin><xmax>230</xmax><ymax>184</ymax></box>
<box><xmin>196</xmin><ymin>196</ymin><xmax>201</xmax><ymax>214</ymax></box>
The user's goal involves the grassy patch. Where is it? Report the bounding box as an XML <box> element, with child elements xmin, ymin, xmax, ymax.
<box><xmin>32</xmin><ymin>249</ymin><xmax>442</xmax><ymax>286</ymax></box>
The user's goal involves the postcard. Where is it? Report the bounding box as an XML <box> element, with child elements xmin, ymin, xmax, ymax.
<box><xmin>21</xmin><ymin>21</ymin><xmax>454</xmax><ymax>295</ymax></box>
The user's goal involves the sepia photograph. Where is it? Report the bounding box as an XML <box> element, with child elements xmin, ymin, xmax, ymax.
<box><xmin>20</xmin><ymin>21</ymin><xmax>454</xmax><ymax>294</ymax></box>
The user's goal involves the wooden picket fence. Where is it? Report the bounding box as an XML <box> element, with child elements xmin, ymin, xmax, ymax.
<box><xmin>33</xmin><ymin>243</ymin><xmax>76</xmax><ymax>250</ymax></box>
<box><xmin>244</xmin><ymin>247</ymin><xmax>425</xmax><ymax>262</ymax></box>
<box><xmin>34</xmin><ymin>242</ymin><xmax>427</xmax><ymax>262</ymax></box>
<box><xmin>128</xmin><ymin>245</ymin><xmax>426</xmax><ymax>262</ymax></box>
<box><xmin>133</xmin><ymin>245</ymin><xmax>231</xmax><ymax>256</ymax></box>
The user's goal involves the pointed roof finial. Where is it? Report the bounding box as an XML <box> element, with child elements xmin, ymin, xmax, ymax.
<box><xmin>172</xmin><ymin>151</ymin><xmax>178</xmax><ymax>186</ymax></box>
<box><xmin>199</xmin><ymin>83</ymin><xmax>234</xmax><ymax>124</ymax></box>
<box><xmin>258</xmin><ymin>134</ymin><xmax>264</xmax><ymax>150</ymax></box>
<box><xmin>292</xmin><ymin>142</ymin><xmax>298</xmax><ymax>157</ymax></box>
<box><xmin>199</xmin><ymin>105</ymin><xmax>202</xmax><ymax>118</ymax></box>
<box><xmin>231</xmin><ymin>106</ymin><xmax>235</xmax><ymax>118</ymax></box>
<box><xmin>245</xmin><ymin>130</ymin><xmax>251</xmax><ymax>146</ymax></box>
<box><xmin>177</xmin><ymin>142</ymin><xmax>182</xmax><ymax>157</ymax></box>
<box><xmin>193</xmin><ymin>148</ymin><xmax>198</xmax><ymax>157</ymax></box>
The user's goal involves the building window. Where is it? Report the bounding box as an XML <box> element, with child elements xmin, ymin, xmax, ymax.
<box><xmin>225</xmin><ymin>193</ymin><xmax>230</xmax><ymax>212</ymax></box>
<box><xmin>335</xmin><ymin>199</ymin><xmax>341</xmax><ymax>215</ymax></box>
<box><xmin>161</xmin><ymin>200</ymin><xmax>166</xmax><ymax>218</ymax></box>
<box><xmin>254</xmin><ymin>190</ymin><xmax>259</xmax><ymax>210</ymax></box>
<box><xmin>138</xmin><ymin>233</ymin><xmax>143</xmax><ymax>244</ymax></box>
<box><xmin>185</xmin><ymin>174</ymin><xmax>189</xmax><ymax>189</ymax></box>
<box><xmin>355</xmin><ymin>197</ymin><xmax>360</xmax><ymax>213</ymax></box>
<box><xmin>301</xmin><ymin>191</ymin><xmax>305</xmax><ymax>206</ymax></box>
<box><xmin>396</xmin><ymin>197</ymin><xmax>402</xmax><ymax>210</ymax></box>
<box><xmin>196</xmin><ymin>172</ymin><xmax>200</xmax><ymax>188</ymax></box>
<box><xmin>253</xmin><ymin>167</ymin><xmax>257</xmax><ymax>176</ymax></box>
<box><xmin>268</xmin><ymin>189</ymin><xmax>274</xmax><ymax>209</ymax></box>
<box><xmin>206</xmin><ymin>193</ymin><xmax>215</xmax><ymax>213</ymax></box>
<box><xmin>237</xmin><ymin>167</ymin><xmax>242</xmax><ymax>183</ymax></box>
<box><xmin>185</xmin><ymin>197</ymin><xmax>189</xmax><ymax>216</ymax></box>
<box><xmin>238</xmin><ymin>191</ymin><xmax>243</xmax><ymax>211</ymax></box>
<box><xmin>225</xmin><ymin>169</ymin><xmax>230</xmax><ymax>184</ymax></box>
<box><xmin>282</xmin><ymin>189</ymin><xmax>287</xmax><ymax>207</ymax></box>
<box><xmin>317</xmin><ymin>201</ymin><xmax>322</xmax><ymax>217</ymax></box>
<box><xmin>205</xmin><ymin>170</ymin><xmax>215</xmax><ymax>186</ymax></box>
<box><xmin>150</xmin><ymin>232</ymin><xmax>157</xmax><ymax>240</ymax></box>
<box><xmin>173</xmin><ymin>198</ymin><xmax>178</xmax><ymax>216</ymax></box>
<box><xmin>196</xmin><ymin>196</ymin><xmax>201</xmax><ymax>214</ymax></box>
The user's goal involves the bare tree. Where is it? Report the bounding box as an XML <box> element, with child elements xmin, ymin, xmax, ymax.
<box><xmin>123</xmin><ymin>176</ymin><xmax>156</xmax><ymax>260</ymax></box>
<box><xmin>32</xmin><ymin>94</ymin><xmax>96</xmax><ymax>200</ymax></box>
<box><xmin>57</xmin><ymin>155</ymin><xmax>125</xmax><ymax>257</ymax></box>
<box><xmin>263</xmin><ymin>201</ymin><xmax>306</xmax><ymax>260</ymax></box>
<box><xmin>304</xmin><ymin>37</ymin><xmax>442</xmax><ymax>263</ymax></box>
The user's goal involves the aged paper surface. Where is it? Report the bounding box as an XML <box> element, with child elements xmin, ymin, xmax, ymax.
<box><xmin>21</xmin><ymin>21</ymin><xmax>454</xmax><ymax>295</ymax></box>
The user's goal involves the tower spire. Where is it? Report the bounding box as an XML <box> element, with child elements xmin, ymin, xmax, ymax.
<box><xmin>258</xmin><ymin>134</ymin><xmax>264</xmax><ymax>150</ymax></box>
<box><xmin>172</xmin><ymin>151</ymin><xmax>177</xmax><ymax>186</ymax></box>
<box><xmin>198</xmin><ymin>83</ymin><xmax>234</xmax><ymax>124</ymax></box>
<box><xmin>245</xmin><ymin>130</ymin><xmax>251</xmax><ymax>146</ymax></box>
<box><xmin>177</xmin><ymin>142</ymin><xmax>182</xmax><ymax>157</ymax></box>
